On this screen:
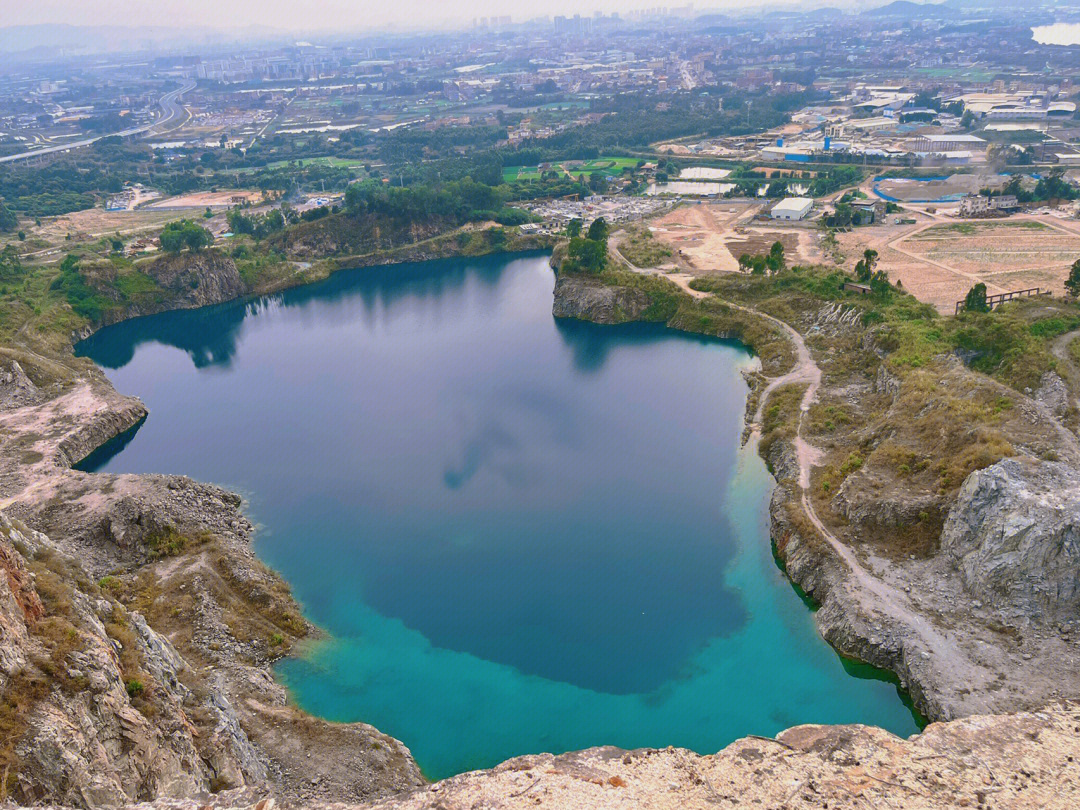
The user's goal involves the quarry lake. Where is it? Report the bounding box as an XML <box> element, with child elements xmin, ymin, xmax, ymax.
<box><xmin>76</xmin><ymin>252</ymin><xmax>919</xmax><ymax>779</ymax></box>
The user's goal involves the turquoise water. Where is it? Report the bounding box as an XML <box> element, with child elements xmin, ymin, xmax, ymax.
<box><xmin>76</xmin><ymin>252</ymin><xmax>918</xmax><ymax>778</ymax></box>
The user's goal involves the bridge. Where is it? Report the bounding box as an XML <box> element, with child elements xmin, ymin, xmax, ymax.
<box><xmin>0</xmin><ymin>81</ymin><xmax>194</xmax><ymax>165</ymax></box>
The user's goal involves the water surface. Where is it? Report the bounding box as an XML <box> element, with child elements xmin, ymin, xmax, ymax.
<box><xmin>77</xmin><ymin>252</ymin><xmax>919</xmax><ymax>778</ymax></box>
<box><xmin>1032</xmin><ymin>23</ymin><xmax>1080</xmax><ymax>46</ymax></box>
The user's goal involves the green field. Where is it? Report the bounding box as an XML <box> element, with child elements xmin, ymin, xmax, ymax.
<box><xmin>502</xmin><ymin>156</ymin><xmax>641</xmax><ymax>183</ymax></box>
<box><xmin>232</xmin><ymin>156</ymin><xmax>368</xmax><ymax>175</ymax></box>
<box><xmin>912</xmin><ymin>67</ymin><xmax>996</xmax><ymax>82</ymax></box>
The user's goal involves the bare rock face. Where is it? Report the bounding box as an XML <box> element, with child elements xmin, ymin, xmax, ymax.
<box><xmin>0</xmin><ymin>361</ymin><xmax>43</xmax><ymax>410</ymax></box>
<box><xmin>143</xmin><ymin>251</ymin><xmax>245</xmax><ymax>311</ymax></box>
<box><xmin>551</xmin><ymin>276</ymin><xmax>651</xmax><ymax>324</ymax></box>
<box><xmin>942</xmin><ymin>457</ymin><xmax>1080</xmax><ymax>624</ymax></box>
<box><xmin>7</xmin><ymin>703</ymin><xmax>1078</xmax><ymax>810</ymax></box>
<box><xmin>1035</xmin><ymin>370</ymin><xmax>1070</xmax><ymax>420</ymax></box>
<box><xmin>0</xmin><ymin>511</ymin><xmax>266</xmax><ymax>807</ymax></box>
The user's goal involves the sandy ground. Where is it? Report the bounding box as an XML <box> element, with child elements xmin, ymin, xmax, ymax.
<box><xmin>2</xmin><ymin>208</ymin><xmax>185</xmax><ymax>261</ymax></box>
<box><xmin>646</xmin><ymin>202</ymin><xmax>823</xmax><ymax>274</ymax></box>
<box><xmin>149</xmin><ymin>189</ymin><xmax>268</xmax><ymax>209</ymax></box>
<box><xmin>836</xmin><ymin>212</ymin><xmax>1080</xmax><ymax>313</ymax></box>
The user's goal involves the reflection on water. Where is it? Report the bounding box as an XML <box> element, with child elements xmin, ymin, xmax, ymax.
<box><xmin>76</xmin><ymin>252</ymin><xmax>920</xmax><ymax>779</ymax></box>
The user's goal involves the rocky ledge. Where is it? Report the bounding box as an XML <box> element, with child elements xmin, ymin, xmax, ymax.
<box><xmin>0</xmin><ymin>356</ymin><xmax>423</xmax><ymax>807</ymax></box>
<box><xmin>5</xmin><ymin>703</ymin><xmax>1079</xmax><ymax>809</ymax></box>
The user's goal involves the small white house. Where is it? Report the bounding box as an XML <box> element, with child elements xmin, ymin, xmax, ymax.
<box><xmin>771</xmin><ymin>197</ymin><xmax>813</xmax><ymax>221</ymax></box>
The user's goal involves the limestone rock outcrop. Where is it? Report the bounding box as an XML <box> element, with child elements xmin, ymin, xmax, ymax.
<box><xmin>5</xmin><ymin>703</ymin><xmax>1079</xmax><ymax>810</ymax></box>
<box><xmin>942</xmin><ymin>457</ymin><xmax>1080</xmax><ymax>624</ymax></box>
<box><xmin>551</xmin><ymin>276</ymin><xmax>651</xmax><ymax>324</ymax></box>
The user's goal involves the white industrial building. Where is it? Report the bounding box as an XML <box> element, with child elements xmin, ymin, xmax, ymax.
<box><xmin>911</xmin><ymin>133</ymin><xmax>986</xmax><ymax>153</ymax></box>
<box><xmin>770</xmin><ymin>197</ymin><xmax>813</xmax><ymax>221</ymax></box>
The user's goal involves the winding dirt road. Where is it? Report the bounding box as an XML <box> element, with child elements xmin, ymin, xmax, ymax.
<box><xmin>611</xmin><ymin>241</ymin><xmax>959</xmax><ymax>680</ymax></box>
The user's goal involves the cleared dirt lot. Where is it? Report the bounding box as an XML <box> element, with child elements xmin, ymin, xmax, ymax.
<box><xmin>2</xmin><ymin>209</ymin><xmax>184</xmax><ymax>260</ymax></box>
<box><xmin>836</xmin><ymin>213</ymin><xmax>1080</xmax><ymax>313</ymax></box>
<box><xmin>645</xmin><ymin>202</ymin><xmax>823</xmax><ymax>273</ymax></box>
<box><xmin>149</xmin><ymin>189</ymin><xmax>268</xmax><ymax>209</ymax></box>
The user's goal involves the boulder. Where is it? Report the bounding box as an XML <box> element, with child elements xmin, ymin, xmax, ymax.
<box><xmin>941</xmin><ymin>457</ymin><xmax>1080</xmax><ymax>623</ymax></box>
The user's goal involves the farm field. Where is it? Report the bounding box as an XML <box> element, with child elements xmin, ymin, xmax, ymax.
<box><xmin>905</xmin><ymin>218</ymin><xmax>1080</xmax><ymax>283</ymax></box>
<box><xmin>148</xmin><ymin>189</ymin><xmax>269</xmax><ymax>209</ymax></box>
<box><xmin>2</xmin><ymin>208</ymin><xmax>185</xmax><ymax>257</ymax></box>
<box><xmin>835</xmin><ymin>214</ymin><xmax>1080</xmax><ymax>313</ymax></box>
<box><xmin>503</xmin><ymin>156</ymin><xmax>641</xmax><ymax>183</ymax></box>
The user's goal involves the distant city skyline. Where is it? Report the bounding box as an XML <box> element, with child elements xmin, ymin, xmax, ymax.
<box><xmin>3</xmin><ymin>0</ymin><xmax>859</xmax><ymax>35</ymax></box>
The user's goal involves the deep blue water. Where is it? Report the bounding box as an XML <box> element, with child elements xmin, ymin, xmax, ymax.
<box><xmin>76</xmin><ymin>252</ymin><xmax>919</xmax><ymax>778</ymax></box>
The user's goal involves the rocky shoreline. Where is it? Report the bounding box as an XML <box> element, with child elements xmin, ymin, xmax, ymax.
<box><xmin>550</xmin><ymin>267</ymin><xmax>1080</xmax><ymax>726</ymax></box>
<box><xmin>1</xmin><ymin>247</ymin><xmax>1077</xmax><ymax>808</ymax></box>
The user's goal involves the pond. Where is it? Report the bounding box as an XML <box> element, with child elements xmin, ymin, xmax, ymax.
<box><xmin>76</xmin><ymin>252</ymin><xmax>919</xmax><ymax>779</ymax></box>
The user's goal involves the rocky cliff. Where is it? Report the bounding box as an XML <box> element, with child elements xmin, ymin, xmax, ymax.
<box><xmin>942</xmin><ymin>457</ymin><xmax>1080</xmax><ymax>625</ymax></box>
<box><xmin>550</xmin><ymin>276</ymin><xmax>653</xmax><ymax>324</ymax></box>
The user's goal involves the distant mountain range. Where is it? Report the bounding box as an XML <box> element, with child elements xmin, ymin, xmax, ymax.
<box><xmin>864</xmin><ymin>1</ymin><xmax>961</xmax><ymax>18</ymax></box>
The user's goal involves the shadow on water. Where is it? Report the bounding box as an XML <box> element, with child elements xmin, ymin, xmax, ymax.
<box><xmin>839</xmin><ymin>657</ymin><xmax>929</xmax><ymax>731</ymax></box>
<box><xmin>73</xmin><ymin>416</ymin><xmax>146</xmax><ymax>473</ymax></box>
<box><xmin>77</xmin><ymin>303</ymin><xmax>248</xmax><ymax>370</ymax></box>
<box><xmin>75</xmin><ymin>252</ymin><xmax>530</xmax><ymax>370</ymax></box>
<box><xmin>555</xmin><ymin>317</ymin><xmax>749</xmax><ymax>374</ymax></box>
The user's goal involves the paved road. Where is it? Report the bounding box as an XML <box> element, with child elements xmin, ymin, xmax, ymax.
<box><xmin>0</xmin><ymin>81</ymin><xmax>194</xmax><ymax>165</ymax></box>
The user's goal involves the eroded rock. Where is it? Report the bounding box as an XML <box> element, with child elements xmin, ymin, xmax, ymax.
<box><xmin>942</xmin><ymin>457</ymin><xmax>1080</xmax><ymax>623</ymax></box>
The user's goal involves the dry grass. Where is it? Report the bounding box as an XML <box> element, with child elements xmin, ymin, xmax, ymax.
<box><xmin>617</xmin><ymin>225</ymin><xmax>673</xmax><ymax>268</ymax></box>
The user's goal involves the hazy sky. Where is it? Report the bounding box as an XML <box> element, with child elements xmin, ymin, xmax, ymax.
<box><xmin>6</xmin><ymin>0</ymin><xmax>771</xmax><ymax>33</ymax></box>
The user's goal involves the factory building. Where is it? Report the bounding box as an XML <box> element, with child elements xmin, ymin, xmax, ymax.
<box><xmin>770</xmin><ymin>197</ymin><xmax>813</xmax><ymax>221</ymax></box>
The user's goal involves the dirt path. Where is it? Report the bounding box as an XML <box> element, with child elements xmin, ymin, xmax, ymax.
<box><xmin>1051</xmin><ymin>328</ymin><xmax>1080</xmax><ymax>411</ymax></box>
<box><xmin>612</xmin><ymin>245</ymin><xmax>962</xmax><ymax>682</ymax></box>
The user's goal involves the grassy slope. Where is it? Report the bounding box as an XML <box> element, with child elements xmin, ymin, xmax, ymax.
<box><xmin>580</xmin><ymin>262</ymin><xmax>1080</xmax><ymax>560</ymax></box>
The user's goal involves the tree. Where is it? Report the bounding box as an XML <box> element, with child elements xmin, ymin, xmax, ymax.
<box><xmin>767</xmin><ymin>241</ymin><xmax>785</xmax><ymax>272</ymax></box>
<box><xmin>565</xmin><ymin>236</ymin><xmax>607</xmax><ymax>274</ymax></box>
<box><xmin>1066</xmin><ymin>260</ymin><xmax>1080</xmax><ymax>298</ymax></box>
<box><xmin>0</xmin><ymin>198</ymin><xmax>16</xmax><ymax>233</ymax></box>
<box><xmin>0</xmin><ymin>244</ymin><xmax>22</xmax><ymax>279</ymax></box>
<box><xmin>586</xmin><ymin>217</ymin><xmax>609</xmax><ymax>242</ymax></box>
<box><xmin>566</xmin><ymin>219</ymin><xmax>582</xmax><ymax>238</ymax></box>
<box><xmin>863</xmin><ymin>249</ymin><xmax>878</xmax><ymax>274</ymax></box>
<box><xmin>854</xmin><ymin>259</ymin><xmax>870</xmax><ymax>282</ymax></box>
<box><xmin>964</xmin><ymin>283</ymin><xmax>990</xmax><ymax>313</ymax></box>
<box><xmin>160</xmin><ymin>219</ymin><xmax>212</xmax><ymax>253</ymax></box>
